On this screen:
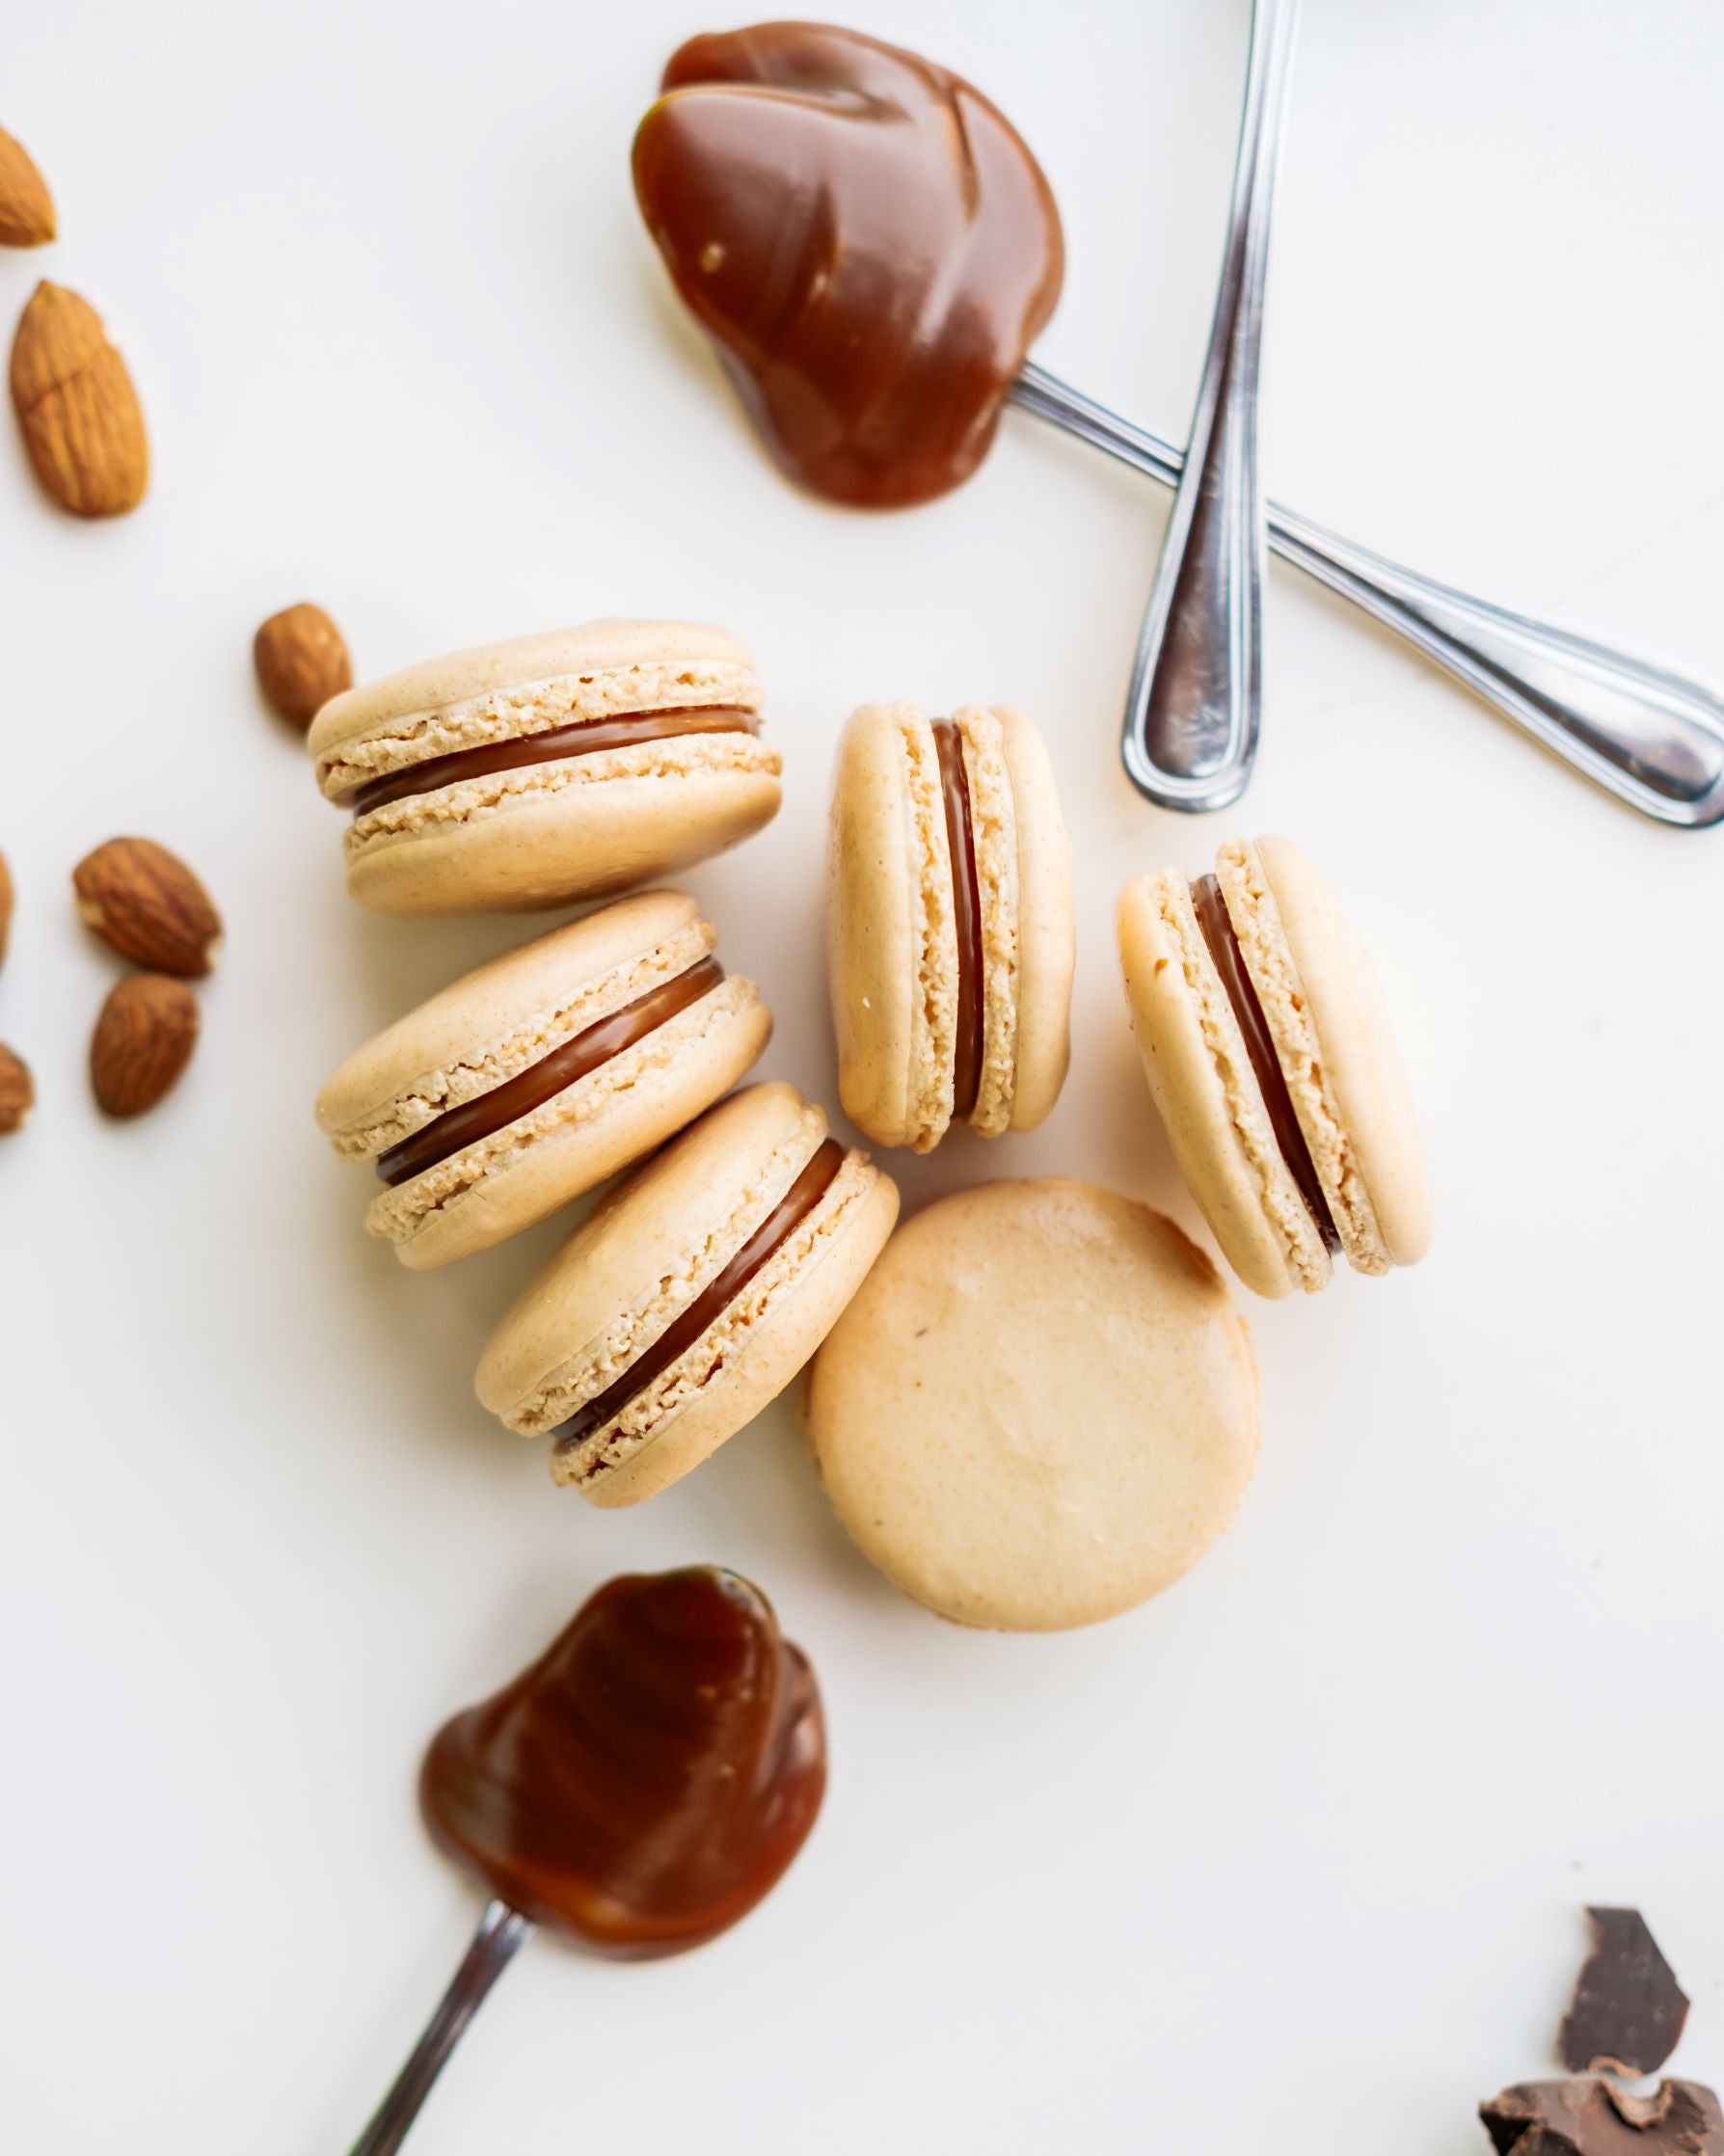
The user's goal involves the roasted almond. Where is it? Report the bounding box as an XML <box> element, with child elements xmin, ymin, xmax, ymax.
<box><xmin>73</xmin><ymin>837</ymin><xmax>222</xmax><ymax>977</ymax></box>
<box><xmin>255</xmin><ymin>602</ymin><xmax>353</xmax><ymax>730</ymax></box>
<box><xmin>91</xmin><ymin>974</ymin><xmax>198</xmax><ymax>1118</ymax></box>
<box><xmin>0</xmin><ymin>127</ymin><xmax>55</xmax><ymax>248</ymax></box>
<box><xmin>0</xmin><ymin>1043</ymin><xmax>32</xmax><ymax>1134</ymax></box>
<box><xmin>10</xmin><ymin>281</ymin><xmax>148</xmax><ymax>516</ymax></box>
<box><xmin>0</xmin><ymin>849</ymin><xmax>12</xmax><ymax>971</ymax></box>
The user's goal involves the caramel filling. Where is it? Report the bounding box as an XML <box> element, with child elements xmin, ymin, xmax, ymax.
<box><xmin>376</xmin><ymin>956</ymin><xmax>726</xmax><ymax>1188</ymax></box>
<box><xmin>348</xmin><ymin>706</ymin><xmax>761</xmax><ymax>816</ymax></box>
<box><xmin>552</xmin><ymin>1138</ymin><xmax>846</xmax><ymax>1458</ymax></box>
<box><xmin>1190</xmin><ymin>875</ymin><xmax>1340</xmax><ymax>1256</ymax></box>
<box><xmin>931</xmin><ymin>720</ymin><xmax>983</xmax><ymax>1122</ymax></box>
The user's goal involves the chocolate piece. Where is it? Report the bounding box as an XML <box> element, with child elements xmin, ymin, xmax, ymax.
<box><xmin>348</xmin><ymin>706</ymin><xmax>759</xmax><ymax>816</ymax></box>
<box><xmin>553</xmin><ymin>1137</ymin><xmax>845</xmax><ymax>1457</ymax></box>
<box><xmin>421</xmin><ymin>1566</ymin><xmax>825</xmax><ymax>1956</ymax></box>
<box><xmin>1189</xmin><ymin>874</ymin><xmax>1341</xmax><ymax>1254</ymax></box>
<box><xmin>633</xmin><ymin>23</ymin><xmax>1064</xmax><ymax>507</ymax></box>
<box><xmin>1562</xmin><ymin>1909</ymin><xmax>1691</xmax><ymax>2077</ymax></box>
<box><xmin>1482</xmin><ymin>2079</ymin><xmax>1724</xmax><ymax>2155</ymax></box>
<box><xmin>376</xmin><ymin>956</ymin><xmax>725</xmax><ymax>1187</ymax></box>
<box><xmin>931</xmin><ymin>720</ymin><xmax>983</xmax><ymax>1121</ymax></box>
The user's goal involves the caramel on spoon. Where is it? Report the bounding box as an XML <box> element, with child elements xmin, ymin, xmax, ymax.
<box><xmin>347</xmin><ymin>1568</ymin><xmax>825</xmax><ymax>2152</ymax></box>
<box><xmin>631</xmin><ymin>20</ymin><xmax>1724</xmax><ymax>826</ymax></box>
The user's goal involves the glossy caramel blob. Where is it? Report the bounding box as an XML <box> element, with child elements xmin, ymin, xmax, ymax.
<box><xmin>633</xmin><ymin>22</ymin><xmax>1064</xmax><ymax>507</ymax></box>
<box><xmin>421</xmin><ymin>1568</ymin><xmax>825</xmax><ymax>1957</ymax></box>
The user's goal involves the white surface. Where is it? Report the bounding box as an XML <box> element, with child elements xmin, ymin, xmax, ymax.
<box><xmin>3</xmin><ymin>3</ymin><xmax>1722</xmax><ymax>2149</ymax></box>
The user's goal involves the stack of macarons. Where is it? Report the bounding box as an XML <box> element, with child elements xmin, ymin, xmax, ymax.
<box><xmin>308</xmin><ymin>619</ymin><xmax>1433</xmax><ymax>1624</ymax></box>
<box><xmin>310</xmin><ymin>618</ymin><xmax>900</xmax><ymax>1507</ymax></box>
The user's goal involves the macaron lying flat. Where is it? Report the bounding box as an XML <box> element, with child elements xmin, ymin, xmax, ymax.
<box><xmin>807</xmin><ymin>1179</ymin><xmax>1261</xmax><ymax>1631</ymax></box>
<box><xmin>309</xmin><ymin>618</ymin><xmax>783</xmax><ymax>915</ymax></box>
<box><xmin>477</xmin><ymin>1082</ymin><xmax>899</xmax><ymax>1507</ymax></box>
<box><xmin>316</xmin><ymin>890</ymin><xmax>769</xmax><ymax>1270</ymax></box>
<box><xmin>1117</xmin><ymin>835</ymin><xmax>1433</xmax><ymax>1301</ymax></box>
<box><xmin>827</xmin><ymin>701</ymin><xmax>1074</xmax><ymax>1151</ymax></box>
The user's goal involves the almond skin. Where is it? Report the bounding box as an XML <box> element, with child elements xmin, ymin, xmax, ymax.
<box><xmin>0</xmin><ymin>1043</ymin><xmax>32</xmax><ymax>1134</ymax></box>
<box><xmin>73</xmin><ymin>837</ymin><xmax>222</xmax><ymax>978</ymax></box>
<box><xmin>0</xmin><ymin>127</ymin><xmax>55</xmax><ymax>248</ymax></box>
<box><xmin>255</xmin><ymin>602</ymin><xmax>352</xmax><ymax>730</ymax></box>
<box><xmin>0</xmin><ymin>849</ymin><xmax>13</xmax><ymax>971</ymax></box>
<box><xmin>91</xmin><ymin>975</ymin><xmax>198</xmax><ymax>1118</ymax></box>
<box><xmin>10</xmin><ymin>282</ymin><xmax>148</xmax><ymax>516</ymax></box>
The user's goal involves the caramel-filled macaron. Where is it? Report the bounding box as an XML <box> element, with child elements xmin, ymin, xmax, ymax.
<box><xmin>478</xmin><ymin>1082</ymin><xmax>899</xmax><ymax>1506</ymax></box>
<box><xmin>1117</xmin><ymin>836</ymin><xmax>1433</xmax><ymax>1300</ymax></box>
<box><xmin>827</xmin><ymin>701</ymin><xmax>1074</xmax><ymax>1151</ymax></box>
<box><xmin>309</xmin><ymin>618</ymin><xmax>782</xmax><ymax>914</ymax></box>
<box><xmin>807</xmin><ymin>1179</ymin><xmax>1260</xmax><ymax>1631</ymax></box>
<box><xmin>316</xmin><ymin>891</ymin><xmax>769</xmax><ymax>1270</ymax></box>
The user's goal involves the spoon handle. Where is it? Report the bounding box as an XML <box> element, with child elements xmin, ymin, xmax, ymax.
<box><xmin>1010</xmin><ymin>363</ymin><xmax>1724</xmax><ymax>828</ymax></box>
<box><xmin>1121</xmin><ymin>0</ymin><xmax>1303</xmax><ymax>811</ymax></box>
<box><xmin>348</xmin><ymin>1900</ymin><xmax>535</xmax><ymax>2156</ymax></box>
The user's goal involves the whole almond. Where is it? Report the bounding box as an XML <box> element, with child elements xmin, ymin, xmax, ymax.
<box><xmin>0</xmin><ymin>127</ymin><xmax>55</xmax><ymax>248</ymax></box>
<box><xmin>0</xmin><ymin>849</ymin><xmax>12</xmax><ymax>970</ymax></box>
<box><xmin>10</xmin><ymin>282</ymin><xmax>148</xmax><ymax>516</ymax></box>
<box><xmin>0</xmin><ymin>1043</ymin><xmax>32</xmax><ymax>1134</ymax></box>
<box><xmin>73</xmin><ymin>837</ymin><xmax>222</xmax><ymax>977</ymax></box>
<box><xmin>255</xmin><ymin>602</ymin><xmax>352</xmax><ymax>730</ymax></box>
<box><xmin>91</xmin><ymin>975</ymin><xmax>198</xmax><ymax>1118</ymax></box>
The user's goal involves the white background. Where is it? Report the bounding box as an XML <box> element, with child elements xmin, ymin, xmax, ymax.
<box><xmin>3</xmin><ymin>3</ymin><xmax>1722</xmax><ymax>2149</ymax></box>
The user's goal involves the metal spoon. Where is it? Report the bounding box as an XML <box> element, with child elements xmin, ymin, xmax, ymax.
<box><xmin>348</xmin><ymin>1900</ymin><xmax>533</xmax><ymax>2155</ymax></box>
<box><xmin>1123</xmin><ymin>0</ymin><xmax>1302</xmax><ymax>812</ymax></box>
<box><xmin>1008</xmin><ymin>362</ymin><xmax>1724</xmax><ymax>828</ymax></box>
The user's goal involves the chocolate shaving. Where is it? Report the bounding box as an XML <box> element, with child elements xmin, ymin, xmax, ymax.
<box><xmin>1481</xmin><ymin>2079</ymin><xmax>1723</xmax><ymax>2155</ymax></box>
<box><xmin>1562</xmin><ymin>1909</ymin><xmax>1691</xmax><ymax>2077</ymax></box>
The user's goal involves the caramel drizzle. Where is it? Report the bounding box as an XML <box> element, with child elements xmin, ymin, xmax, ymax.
<box><xmin>1190</xmin><ymin>876</ymin><xmax>1340</xmax><ymax>1255</ymax></box>
<box><xmin>349</xmin><ymin>706</ymin><xmax>761</xmax><ymax>816</ymax></box>
<box><xmin>552</xmin><ymin>1138</ymin><xmax>846</xmax><ymax>1458</ymax></box>
<box><xmin>376</xmin><ymin>956</ymin><xmax>726</xmax><ymax>1188</ymax></box>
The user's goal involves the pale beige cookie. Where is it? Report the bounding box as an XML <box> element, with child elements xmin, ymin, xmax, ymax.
<box><xmin>826</xmin><ymin>700</ymin><xmax>1074</xmax><ymax>1151</ymax></box>
<box><xmin>1117</xmin><ymin>835</ymin><xmax>1432</xmax><ymax>1299</ymax></box>
<box><xmin>478</xmin><ymin>1082</ymin><xmax>899</xmax><ymax>1506</ymax></box>
<box><xmin>309</xmin><ymin>618</ymin><xmax>782</xmax><ymax>914</ymax></box>
<box><xmin>315</xmin><ymin>889</ymin><xmax>770</xmax><ymax>1269</ymax></box>
<box><xmin>806</xmin><ymin>1179</ymin><xmax>1260</xmax><ymax>1631</ymax></box>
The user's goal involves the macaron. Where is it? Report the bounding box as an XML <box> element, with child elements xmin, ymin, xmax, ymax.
<box><xmin>1116</xmin><ymin>835</ymin><xmax>1433</xmax><ymax>1301</ymax></box>
<box><xmin>477</xmin><ymin>1082</ymin><xmax>899</xmax><ymax>1506</ymax></box>
<box><xmin>315</xmin><ymin>890</ymin><xmax>769</xmax><ymax>1270</ymax></box>
<box><xmin>308</xmin><ymin>618</ymin><xmax>783</xmax><ymax>915</ymax></box>
<box><xmin>806</xmin><ymin>1179</ymin><xmax>1260</xmax><ymax>1631</ymax></box>
<box><xmin>827</xmin><ymin>701</ymin><xmax>1074</xmax><ymax>1151</ymax></box>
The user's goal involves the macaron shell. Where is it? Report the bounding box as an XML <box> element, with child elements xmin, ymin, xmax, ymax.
<box><xmin>477</xmin><ymin>1083</ymin><xmax>824</xmax><ymax>1425</ymax></box>
<box><xmin>827</xmin><ymin>703</ymin><xmax>956</xmax><ymax>1150</ymax></box>
<box><xmin>579</xmin><ymin>1156</ymin><xmax>900</xmax><ymax>1507</ymax></box>
<box><xmin>315</xmin><ymin>890</ymin><xmax>707</xmax><ymax>1145</ymax></box>
<box><xmin>308</xmin><ymin>617</ymin><xmax>755</xmax><ymax>761</ymax></box>
<box><xmin>345</xmin><ymin>756</ymin><xmax>782</xmax><ymax>915</ymax></box>
<box><xmin>1116</xmin><ymin>872</ymin><xmax>1329</xmax><ymax>1299</ymax></box>
<box><xmin>992</xmin><ymin>704</ymin><xmax>1074</xmax><ymax>1131</ymax></box>
<box><xmin>950</xmin><ymin>707</ymin><xmax>1021</xmax><ymax>1139</ymax></box>
<box><xmin>475</xmin><ymin>1081</ymin><xmax>899</xmax><ymax>1502</ymax></box>
<box><xmin>1249</xmin><ymin>835</ymin><xmax>1433</xmax><ymax>1269</ymax></box>
<box><xmin>806</xmin><ymin>1179</ymin><xmax>1261</xmax><ymax>1631</ymax></box>
<box><xmin>385</xmin><ymin>983</ymin><xmax>771</xmax><ymax>1270</ymax></box>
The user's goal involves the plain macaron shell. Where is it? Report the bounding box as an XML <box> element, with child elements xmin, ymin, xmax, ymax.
<box><xmin>1116</xmin><ymin>836</ymin><xmax>1432</xmax><ymax>1299</ymax></box>
<box><xmin>315</xmin><ymin>889</ymin><xmax>770</xmax><ymax>1269</ymax></box>
<box><xmin>308</xmin><ymin>618</ymin><xmax>783</xmax><ymax>915</ymax></box>
<box><xmin>475</xmin><ymin>1081</ymin><xmax>900</xmax><ymax>1506</ymax></box>
<box><xmin>826</xmin><ymin>700</ymin><xmax>1073</xmax><ymax>1151</ymax></box>
<box><xmin>807</xmin><ymin>1179</ymin><xmax>1261</xmax><ymax>1631</ymax></box>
